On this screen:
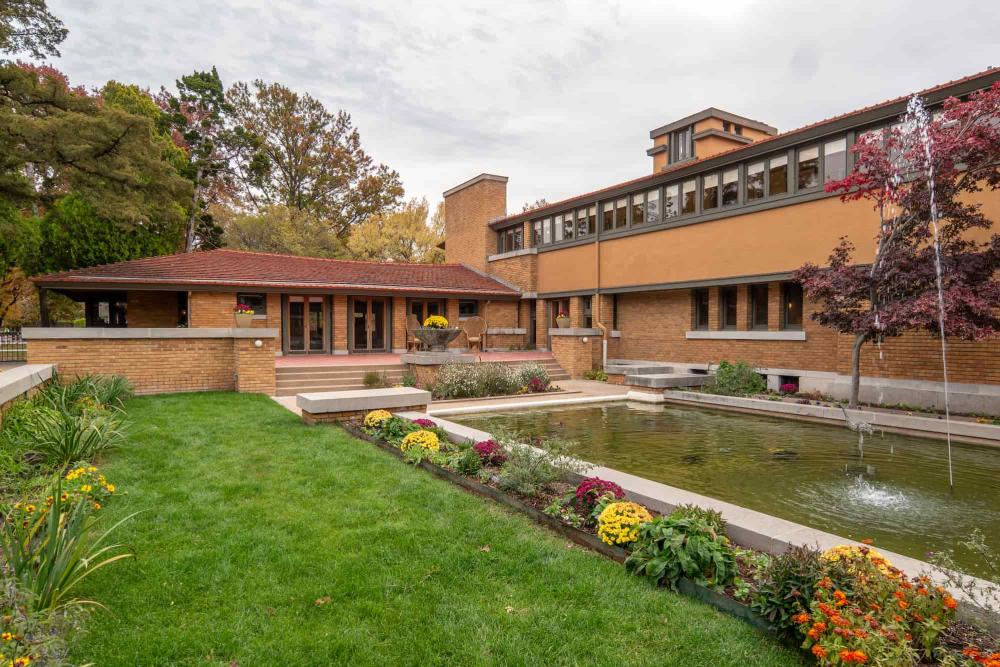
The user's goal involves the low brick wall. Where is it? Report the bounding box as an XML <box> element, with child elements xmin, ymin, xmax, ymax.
<box><xmin>302</xmin><ymin>403</ymin><xmax>429</xmax><ymax>425</ymax></box>
<box><xmin>549</xmin><ymin>330</ymin><xmax>602</xmax><ymax>379</ymax></box>
<box><xmin>24</xmin><ymin>328</ymin><xmax>277</xmax><ymax>396</ymax></box>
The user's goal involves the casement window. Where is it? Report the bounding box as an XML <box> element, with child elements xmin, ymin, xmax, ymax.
<box><xmin>746</xmin><ymin>161</ymin><xmax>765</xmax><ymax>202</ymax></box>
<box><xmin>554</xmin><ymin>213</ymin><xmax>565</xmax><ymax>242</ymax></box>
<box><xmin>497</xmin><ymin>226</ymin><xmax>523</xmax><ymax>253</ymax></box>
<box><xmin>702</xmin><ymin>173</ymin><xmax>719</xmax><ymax>210</ymax></box>
<box><xmin>542</xmin><ymin>217</ymin><xmax>552</xmax><ymax>244</ymax></box>
<box><xmin>563</xmin><ymin>213</ymin><xmax>575</xmax><ymax>240</ymax></box>
<box><xmin>781</xmin><ymin>282</ymin><xmax>803</xmax><ymax>330</ymax></box>
<box><xmin>692</xmin><ymin>288</ymin><xmax>710</xmax><ymax>330</ymax></box>
<box><xmin>532</xmin><ymin>220</ymin><xmax>543</xmax><ymax>246</ymax></box>
<box><xmin>824</xmin><ymin>137</ymin><xmax>847</xmax><ymax>183</ymax></box>
<box><xmin>664</xmin><ymin>183</ymin><xmax>680</xmax><ymax>218</ymax></box>
<box><xmin>576</xmin><ymin>207</ymin><xmax>592</xmax><ymax>238</ymax></box>
<box><xmin>670</xmin><ymin>126</ymin><xmax>693</xmax><ymax>163</ymax></box>
<box><xmin>768</xmin><ymin>154</ymin><xmax>788</xmax><ymax>196</ymax></box>
<box><xmin>602</xmin><ymin>202</ymin><xmax>614</xmax><ymax>231</ymax></box>
<box><xmin>615</xmin><ymin>197</ymin><xmax>628</xmax><ymax>229</ymax></box>
<box><xmin>721</xmin><ymin>168</ymin><xmax>739</xmax><ymax>206</ymax></box>
<box><xmin>644</xmin><ymin>188</ymin><xmax>660</xmax><ymax>224</ymax></box>
<box><xmin>720</xmin><ymin>286</ymin><xmax>738</xmax><ymax>329</ymax></box>
<box><xmin>631</xmin><ymin>192</ymin><xmax>646</xmax><ymax>226</ymax></box>
<box><xmin>237</xmin><ymin>293</ymin><xmax>267</xmax><ymax>315</ymax></box>
<box><xmin>612</xmin><ymin>293</ymin><xmax>620</xmax><ymax>330</ymax></box>
<box><xmin>797</xmin><ymin>146</ymin><xmax>820</xmax><ymax>190</ymax></box>
<box><xmin>681</xmin><ymin>179</ymin><xmax>697</xmax><ymax>214</ymax></box>
<box><xmin>459</xmin><ymin>300</ymin><xmax>479</xmax><ymax>317</ymax></box>
<box><xmin>749</xmin><ymin>284</ymin><xmax>768</xmax><ymax>329</ymax></box>
<box><xmin>583</xmin><ymin>296</ymin><xmax>593</xmax><ymax>328</ymax></box>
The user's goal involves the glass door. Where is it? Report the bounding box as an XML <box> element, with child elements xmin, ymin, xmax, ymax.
<box><xmin>351</xmin><ymin>297</ymin><xmax>389</xmax><ymax>352</ymax></box>
<box><xmin>287</xmin><ymin>296</ymin><xmax>327</xmax><ymax>353</ymax></box>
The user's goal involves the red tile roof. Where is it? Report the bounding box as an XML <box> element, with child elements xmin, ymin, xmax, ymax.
<box><xmin>33</xmin><ymin>249</ymin><xmax>520</xmax><ymax>297</ymax></box>
<box><xmin>491</xmin><ymin>67</ymin><xmax>1000</xmax><ymax>227</ymax></box>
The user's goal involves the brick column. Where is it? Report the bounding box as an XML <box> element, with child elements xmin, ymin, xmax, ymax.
<box><xmin>597</xmin><ymin>294</ymin><xmax>614</xmax><ymax>329</ymax></box>
<box><xmin>569</xmin><ymin>296</ymin><xmax>586</xmax><ymax>328</ymax></box>
<box><xmin>535</xmin><ymin>299</ymin><xmax>548</xmax><ymax>350</ymax></box>
<box><xmin>333</xmin><ymin>295</ymin><xmax>349</xmax><ymax>354</ymax></box>
<box><xmin>708</xmin><ymin>287</ymin><xmax>721</xmax><ymax>331</ymax></box>
<box><xmin>736</xmin><ymin>285</ymin><xmax>750</xmax><ymax>331</ymax></box>
<box><xmin>767</xmin><ymin>282</ymin><xmax>782</xmax><ymax>331</ymax></box>
<box><xmin>446</xmin><ymin>299</ymin><xmax>463</xmax><ymax>349</ymax></box>
<box><xmin>235</xmin><ymin>336</ymin><xmax>276</xmax><ymax>394</ymax></box>
<box><xmin>391</xmin><ymin>297</ymin><xmax>407</xmax><ymax>353</ymax></box>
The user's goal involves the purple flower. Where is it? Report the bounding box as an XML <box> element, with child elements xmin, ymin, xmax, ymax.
<box><xmin>473</xmin><ymin>440</ymin><xmax>507</xmax><ymax>466</ymax></box>
<box><xmin>411</xmin><ymin>418</ymin><xmax>437</xmax><ymax>428</ymax></box>
<box><xmin>780</xmin><ymin>383</ymin><xmax>798</xmax><ymax>394</ymax></box>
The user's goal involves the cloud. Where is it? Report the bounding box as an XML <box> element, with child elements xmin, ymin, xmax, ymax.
<box><xmin>47</xmin><ymin>0</ymin><xmax>1000</xmax><ymax>212</ymax></box>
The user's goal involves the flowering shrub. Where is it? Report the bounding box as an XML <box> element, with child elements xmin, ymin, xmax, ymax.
<box><xmin>625</xmin><ymin>514</ymin><xmax>737</xmax><ymax>590</ymax></box>
<box><xmin>234</xmin><ymin>303</ymin><xmax>255</xmax><ymax>315</ymax></box>
<box><xmin>597</xmin><ymin>501</ymin><xmax>652</xmax><ymax>546</ymax></box>
<box><xmin>963</xmin><ymin>647</ymin><xmax>1000</xmax><ymax>666</ymax></box>
<box><xmin>527</xmin><ymin>376</ymin><xmax>549</xmax><ymax>393</ymax></box>
<box><xmin>363</xmin><ymin>410</ymin><xmax>393</xmax><ymax>430</ymax></box>
<box><xmin>574</xmin><ymin>477</ymin><xmax>624</xmax><ymax>513</ymax></box>
<box><xmin>472</xmin><ymin>439</ymin><xmax>507</xmax><ymax>466</ymax></box>
<box><xmin>410</xmin><ymin>418</ymin><xmax>436</xmax><ymax>428</ymax></box>
<box><xmin>400</xmin><ymin>430</ymin><xmax>440</xmax><ymax>454</ymax></box>
<box><xmin>11</xmin><ymin>467</ymin><xmax>119</xmax><ymax>523</ymax></box>
<box><xmin>422</xmin><ymin>315</ymin><xmax>449</xmax><ymax>329</ymax></box>
<box><xmin>780</xmin><ymin>382</ymin><xmax>798</xmax><ymax>394</ymax></box>
<box><xmin>797</xmin><ymin>549</ymin><xmax>957</xmax><ymax>666</ymax></box>
<box><xmin>822</xmin><ymin>544</ymin><xmax>894</xmax><ymax>577</ymax></box>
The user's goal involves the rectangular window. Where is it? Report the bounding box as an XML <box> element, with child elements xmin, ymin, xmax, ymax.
<box><xmin>693</xmin><ymin>288</ymin><xmax>709</xmax><ymax>330</ymax></box>
<box><xmin>514</xmin><ymin>227</ymin><xmax>523</xmax><ymax>249</ymax></box>
<box><xmin>615</xmin><ymin>198</ymin><xmax>628</xmax><ymax>229</ymax></box>
<box><xmin>585</xmin><ymin>206</ymin><xmax>597</xmax><ymax>235</ymax></box>
<box><xmin>542</xmin><ymin>217</ymin><xmax>552</xmax><ymax>244</ymax></box>
<box><xmin>720</xmin><ymin>286</ymin><xmax>738</xmax><ymax>329</ymax></box>
<box><xmin>583</xmin><ymin>296</ymin><xmax>593</xmax><ymax>328</ymax></box>
<box><xmin>459</xmin><ymin>300</ymin><xmax>478</xmax><ymax>317</ymax></box>
<box><xmin>824</xmin><ymin>137</ymin><xmax>847</xmax><ymax>183</ymax></box>
<box><xmin>562</xmin><ymin>212</ymin><xmax>574</xmax><ymax>240</ymax></box>
<box><xmin>237</xmin><ymin>293</ymin><xmax>267</xmax><ymax>315</ymax></box>
<box><xmin>631</xmin><ymin>192</ymin><xmax>645</xmax><ymax>226</ymax></box>
<box><xmin>681</xmin><ymin>179</ymin><xmax>697</xmax><ymax>214</ymax></box>
<box><xmin>746</xmin><ymin>161</ymin><xmax>765</xmax><ymax>201</ymax></box>
<box><xmin>602</xmin><ymin>202</ymin><xmax>614</xmax><ymax>231</ymax></box>
<box><xmin>671</xmin><ymin>126</ymin><xmax>693</xmax><ymax>163</ymax></box>
<box><xmin>782</xmin><ymin>283</ymin><xmax>803</xmax><ymax>330</ymax></box>
<box><xmin>612</xmin><ymin>293</ymin><xmax>619</xmax><ymax>330</ymax></box>
<box><xmin>702</xmin><ymin>173</ymin><xmax>719</xmax><ymax>210</ymax></box>
<box><xmin>644</xmin><ymin>188</ymin><xmax>660</xmax><ymax>224</ymax></box>
<box><xmin>532</xmin><ymin>220</ymin><xmax>542</xmax><ymax>246</ymax></box>
<box><xmin>576</xmin><ymin>208</ymin><xmax>589</xmax><ymax>237</ymax></box>
<box><xmin>721</xmin><ymin>168</ymin><xmax>738</xmax><ymax>206</ymax></box>
<box><xmin>769</xmin><ymin>154</ymin><xmax>788</xmax><ymax>196</ymax></box>
<box><xmin>797</xmin><ymin>145</ymin><xmax>820</xmax><ymax>190</ymax></box>
<box><xmin>554</xmin><ymin>213</ymin><xmax>565</xmax><ymax>242</ymax></box>
<box><xmin>498</xmin><ymin>227</ymin><xmax>522</xmax><ymax>253</ymax></box>
<box><xmin>664</xmin><ymin>183</ymin><xmax>680</xmax><ymax>218</ymax></box>
<box><xmin>749</xmin><ymin>284</ymin><xmax>768</xmax><ymax>329</ymax></box>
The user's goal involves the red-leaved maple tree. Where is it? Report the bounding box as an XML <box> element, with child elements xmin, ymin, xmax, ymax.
<box><xmin>795</xmin><ymin>82</ymin><xmax>1000</xmax><ymax>408</ymax></box>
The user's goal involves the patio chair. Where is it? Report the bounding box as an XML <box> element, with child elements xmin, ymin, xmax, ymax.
<box><xmin>461</xmin><ymin>316</ymin><xmax>487</xmax><ymax>352</ymax></box>
<box><xmin>406</xmin><ymin>313</ymin><xmax>425</xmax><ymax>352</ymax></box>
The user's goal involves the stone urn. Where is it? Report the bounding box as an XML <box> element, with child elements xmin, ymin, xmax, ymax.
<box><xmin>555</xmin><ymin>314</ymin><xmax>571</xmax><ymax>329</ymax></box>
<box><xmin>234</xmin><ymin>312</ymin><xmax>254</xmax><ymax>328</ymax></box>
<box><xmin>414</xmin><ymin>327</ymin><xmax>462</xmax><ymax>352</ymax></box>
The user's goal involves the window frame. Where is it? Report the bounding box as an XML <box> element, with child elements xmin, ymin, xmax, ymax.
<box><xmin>692</xmin><ymin>288</ymin><xmax>710</xmax><ymax>330</ymax></box>
<box><xmin>458</xmin><ymin>300</ymin><xmax>479</xmax><ymax>318</ymax></box>
<box><xmin>781</xmin><ymin>282</ymin><xmax>804</xmax><ymax>331</ymax></box>
<box><xmin>745</xmin><ymin>160</ymin><xmax>765</xmax><ymax>202</ymax></box>
<box><xmin>749</xmin><ymin>284</ymin><xmax>769</xmax><ymax>330</ymax></box>
<box><xmin>237</xmin><ymin>293</ymin><xmax>268</xmax><ymax>317</ymax></box>
<box><xmin>796</xmin><ymin>144</ymin><xmax>821</xmax><ymax>192</ymax></box>
<box><xmin>702</xmin><ymin>172</ymin><xmax>719</xmax><ymax>211</ymax></box>
<box><xmin>721</xmin><ymin>167</ymin><xmax>739</xmax><ymax>207</ymax></box>
<box><xmin>720</xmin><ymin>286</ymin><xmax>738</xmax><ymax>330</ymax></box>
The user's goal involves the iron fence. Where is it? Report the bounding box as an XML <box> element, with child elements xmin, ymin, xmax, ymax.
<box><xmin>0</xmin><ymin>327</ymin><xmax>26</xmax><ymax>363</ymax></box>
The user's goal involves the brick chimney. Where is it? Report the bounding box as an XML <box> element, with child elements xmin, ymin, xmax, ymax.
<box><xmin>442</xmin><ymin>173</ymin><xmax>508</xmax><ymax>271</ymax></box>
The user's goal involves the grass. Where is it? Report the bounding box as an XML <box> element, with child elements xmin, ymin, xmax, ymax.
<box><xmin>70</xmin><ymin>392</ymin><xmax>804</xmax><ymax>666</ymax></box>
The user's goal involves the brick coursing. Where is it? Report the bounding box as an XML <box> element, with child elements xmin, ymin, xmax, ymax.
<box><xmin>444</xmin><ymin>179</ymin><xmax>507</xmax><ymax>271</ymax></box>
<box><xmin>301</xmin><ymin>404</ymin><xmax>428</xmax><ymax>425</ymax></box>
<box><xmin>127</xmin><ymin>290</ymin><xmax>180</xmax><ymax>327</ymax></box>
<box><xmin>487</xmin><ymin>253</ymin><xmax>537</xmax><ymax>292</ymax></box>
<box><xmin>550</xmin><ymin>335</ymin><xmax>600</xmax><ymax>379</ymax></box>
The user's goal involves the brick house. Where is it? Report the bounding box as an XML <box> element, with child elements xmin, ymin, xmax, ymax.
<box><xmin>25</xmin><ymin>68</ymin><xmax>1000</xmax><ymax>410</ymax></box>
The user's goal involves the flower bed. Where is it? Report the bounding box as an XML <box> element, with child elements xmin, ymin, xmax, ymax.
<box><xmin>348</xmin><ymin>410</ymin><xmax>1000</xmax><ymax>666</ymax></box>
<box><xmin>432</xmin><ymin>362</ymin><xmax>558</xmax><ymax>400</ymax></box>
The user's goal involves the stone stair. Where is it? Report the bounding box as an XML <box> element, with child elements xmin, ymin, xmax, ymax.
<box><xmin>274</xmin><ymin>356</ymin><xmax>569</xmax><ymax>396</ymax></box>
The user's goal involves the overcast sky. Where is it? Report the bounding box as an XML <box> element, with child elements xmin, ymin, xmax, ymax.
<box><xmin>47</xmin><ymin>0</ymin><xmax>999</xmax><ymax>214</ymax></box>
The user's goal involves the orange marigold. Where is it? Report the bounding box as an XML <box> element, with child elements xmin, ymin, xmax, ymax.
<box><xmin>812</xmin><ymin>645</ymin><xmax>828</xmax><ymax>659</ymax></box>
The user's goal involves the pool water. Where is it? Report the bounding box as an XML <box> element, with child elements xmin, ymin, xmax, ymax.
<box><xmin>454</xmin><ymin>402</ymin><xmax>1000</xmax><ymax>578</ymax></box>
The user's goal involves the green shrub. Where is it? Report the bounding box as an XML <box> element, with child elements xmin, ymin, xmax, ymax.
<box><xmin>376</xmin><ymin>417</ymin><xmax>420</xmax><ymax>445</ymax></box>
<box><xmin>584</xmin><ymin>369</ymin><xmax>608</xmax><ymax>382</ymax></box>
<box><xmin>362</xmin><ymin>371</ymin><xmax>390</xmax><ymax>388</ymax></box>
<box><xmin>750</xmin><ymin>545</ymin><xmax>850</xmax><ymax>637</ymax></box>
<box><xmin>26</xmin><ymin>408</ymin><xmax>126</xmax><ymax>467</ymax></box>
<box><xmin>704</xmin><ymin>361</ymin><xmax>766</xmax><ymax>396</ymax></box>
<box><xmin>495</xmin><ymin>434</ymin><xmax>587</xmax><ymax>497</ymax></box>
<box><xmin>668</xmin><ymin>503</ymin><xmax>727</xmax><ymax>533</ymax></box>
<box><xmin>400</xmin><ymin>372</ymin><xmax>417</xmax><ymax>388</ymax></box>
<box><xmin>1</xmin><ymin>477</ymin><xmax>136</xmax><ymax>612</ymax></box>
<box><xmin>448</xmin><ymin>447</ymin><xmax>482</xmax><ymax>476</ymax></box>
<box><xmin>625</xmin><ymin>515</ymin><xmax>737</xmax><ymax>591</ymax></box>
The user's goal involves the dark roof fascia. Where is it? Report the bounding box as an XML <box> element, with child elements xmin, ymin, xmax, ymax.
<box><xmin>649</xmin><ymin>107</ymin><xmax>778</xmax><ymax>139</ymax></box>
<box><xmin>692</xmin><ymin>128</ymin><xmax>754</xmax><ymax>144</ymax></box>
<box><xmin>491</xmin><ymin>70</ymin><xmax>1000</xmax><ymax>229</ymax></box>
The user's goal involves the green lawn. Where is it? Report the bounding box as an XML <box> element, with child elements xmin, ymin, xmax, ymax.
<box><xmin>71</xmin><ymin>392</ymin><xmax>803</xmax><ymax>666</ymax></box>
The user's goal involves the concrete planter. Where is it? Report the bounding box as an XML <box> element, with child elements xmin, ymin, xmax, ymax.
<box><xmin>555</xmin><ymin>315</ymin><xmax>571</xmax><ymax>329</ymax></box>
<box><xmin>414</xmin><ymin>327</ymin><xmax>461</xmax><ymax>351</ymax></box>
<box><xmin>234</xmin><ymin>313</ymin><xmax>253</xmax><ymax>328</ymax></box>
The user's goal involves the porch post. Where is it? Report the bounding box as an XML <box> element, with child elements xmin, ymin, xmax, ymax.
<box><xmin>38</xmin><ymin>287</ymin><xmax>50</xmax><ymax>327</ymax></box>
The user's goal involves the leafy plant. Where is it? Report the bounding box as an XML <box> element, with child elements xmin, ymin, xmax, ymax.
<box><xmin>372</xmin><ymin>416</ymin><xmax>419</xmax><ymax>445</ymax></box>
<box><xmin>704</xmin><ymin>361</ymin><xmax>766</xmax><ymax>396</ymax></box>
<box><xmin>472</xmin><ymin>439</ymin><xmax>507</xmax><ymax>466</ymax></box>
<box><xmin>495</xmin><ymin>435</ymin><xmax>587</xmax><ymax>497</ymax></box>
<box><xmin>1</xmin><ymin>477</ymin><xmax>137</xmax><ymax>612</ymax></box>
<box><xmin>448</xmin><ymin>447</ymin><xmax>482</xmax><ymax>476</ymax></box>
<box><xmin>574</xmin><ymin>477</ymin><xmax>624</xmax><ymax>514</ymax></box>
<box><xmin>668</xmin><ymin>504</ymin><xmax>727</xmax><ymax>534</ymax></box>
<box><xmin>434</xmin><ymin>362</ymin><xmax>551</xmax><ymax>399</ymax></box>
<box><xmin>928</xmin><ymin>528</ymin><xmax>1000</xmax><ymax>616</ymax></box>
<box><xmin>24</xmin><ymin>408</ymin><xmax>125</xmax><ymax>467</ymax></box>
<box><xmin>625</xmin><ymin>515</ymin><xmax>736</xmax><ymax>590</ymax></box>
<box><xmin>362</xmin><ymin>371</ymin><xmax>390</xmax><ymax>388</ymax></box>
<box><xmin>400</xmin><ymin>372</ymin><xmax>417</xmax><ymax>388</ymax></box>
<box><xmin>597</xmin><ymin>501</ymin><xmax>652</xmax><ymax>546</ymax></box>
<box><xmin>584</xmin><ymin>369</ymin><xmax>609</xmax><ymax>382</ymax></box>
<box><xmin>751</xmin><ymin>546</ymin><xmax>846</xmax><ymax>637</ymax></box>
<box><xmin>543</xmin><ymin>497</ymin><xmax>584</xmax><ymax>528</ymax></box>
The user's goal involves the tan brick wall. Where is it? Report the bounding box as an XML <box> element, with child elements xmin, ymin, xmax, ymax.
<box><xmin>487</xmin><ymin>253</ymin><xmax>537</xmax><ymax>292</ymax></box>
<box><xmin>127</xmin><ymin>290</ymin><xmax>179</xmax><ymax>327</ymax></box>
<box><xmin>189</xmin><ymin>291</ymin><xmax>236</xmax><ymax>328</ymax></box>
<box><xmin>444</xmin><ymin>177</ymin><xmax>507</xmax><ymax>271</ymax></box>
<box><xmin>483</xmin><ymin>300</ymin><xmax>518</xmax><ymax>328</ymax></box>
<box><xmin>27</xmin><ymin>335</ymin><xmax>276</xmax><ymax>395</ymax></box>
<box><xmin>333</xmin><ymin>295</ymin><xmax>348</xmax><ymax>353</ymax></box>
<box><xmin>391</xmin><ymin>297</ymin><xmax>407</xmax><ymax>351</ymax></box>
<box><xmin>446</xmin><ymin>299</ymin><xmax>463</xmax><ymax>349</ymax></box>
<box><xmin>837</xmin><ymin>332</ymin><xmax>999</xmax><ymax>385</ymax></box>
<box><xmin>535</xmin><ymin>299</ymin><xmax>548</xmax><ymax>349</ymax></box>
<box><xmin>302</xmin><ymin>404</ymin><xmax>428</xmax><ymax>425</ymax></box>
<box><xmin>550</xmin><ymin>335</ymin><xmax>601</xmax><ymax>379</ymax></box>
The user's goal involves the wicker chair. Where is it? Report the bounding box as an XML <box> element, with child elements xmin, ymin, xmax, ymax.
<box><xmin>406</xmin><ymin>313</ymin><xmax>424</xmax><ymax>352</ymax></box>
<box><xmin>461</xmin><ymin>316</ymin><xmax>488</xmax><ymax>352</ymax></box>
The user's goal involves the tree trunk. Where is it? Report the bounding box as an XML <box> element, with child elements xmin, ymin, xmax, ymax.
<box><xmin>185</xmin><ymin>169</ymin><xmax>204</xmax><ymax>253</ymax></box>
<box><xmin>849</xmin><ymin>332</ymin><xmax>868</xmax><ymax>409</ymax></box>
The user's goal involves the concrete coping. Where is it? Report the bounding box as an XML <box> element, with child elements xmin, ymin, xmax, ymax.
<box><xmin>22</xmin><ymin>327</ymin><xmax>279</xmax><ymax>340</ymax></box>
<box><xmin>487</xmin><ymin>247</ymin><xmax>537</xmax><ymax>262</ymax></box>
<box><xmin>400</xmin><ymin>352</ymin><xmax>476</xmax><ymax>365</ymax></box>
<box><xmin>548</xmin><ymin>328</ymin><xmax>602</xmax><ymax>336</ymax></box>
<box><xmin>0</xmin><ymin>364</ymin><xmax>54</xmax><ymax>406</ymax></box>
<box><xmin>685</xmin><ymin>329</ymin><xmax>807</xmax><ymax>341</ymax></box>
<box><xmin>486</xmin><ymin>327</ymin><xmax>527</xmax><ymax>335</ymax></box>
<box><xmin>297</xmin><ymin>387</ymin><xmax>431</xmax><ymax>414</ymax></box>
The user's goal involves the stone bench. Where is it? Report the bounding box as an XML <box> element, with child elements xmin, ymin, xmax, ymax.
<box><xmin>297</xmin><ymin>387</ymin><xmax>432</xmax><ymax>425</ymax></box>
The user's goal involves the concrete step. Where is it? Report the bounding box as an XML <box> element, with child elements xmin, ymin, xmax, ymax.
<box><xmin>277</xmin><ymin>364</ymin><xmax>407</xmax><ymax>375</ymax></box>
<box><xmin>625</xmin><ymin>372</ymin><xmax>708</xmax><ymax>389</ymax></box>
<box><xmin>276</xmin><ymin>368</ymin><xmax>406</xmax><ymax>380</ymax></box>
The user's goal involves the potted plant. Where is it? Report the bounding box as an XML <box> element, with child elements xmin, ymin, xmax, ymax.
<box><xmin>414</xmin><ymin>315</ymin><xmax>462</xmax><ymax>351</ymax></box>
<box><xmin>555</xmin><ymin>309</ymin><xmax>571</xmax><ymax>329</ymax></box>
<box><xmin>234</xmin><ymin>303</ymin><xmax>255</xmax><ymax>328</ymax></box>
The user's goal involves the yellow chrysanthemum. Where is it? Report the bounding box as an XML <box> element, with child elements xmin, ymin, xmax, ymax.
<box><xmin>400</xmin><ymin>429</ymin><xmax>440</xmax><ymax>453</ymax></box>
<box><xmin>422</xmin><ymin>315</ymin><xmax>449</xmax><ymax>329</ymax></box>
<box><xmin>597</xmin><ymin>501</ymin><xmax>652</xmax><ymax>546</ymax></box>
<box><xmin>363</xmin><ymin>410</ymin><xmax>393</xmax><ymax>429</ymax></box>
<box><xmin>822</xmin><ymin>544</ymin><xmax>894</xmax><ymax>577</ymax></box>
